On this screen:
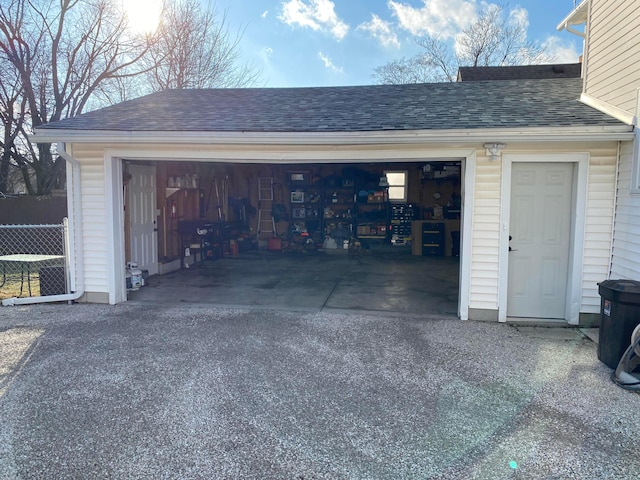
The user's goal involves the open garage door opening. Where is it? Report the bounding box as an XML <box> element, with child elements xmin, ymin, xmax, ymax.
<box><xmin>125</xmin><ymin>159</ymin><xmax>462</xmax><ymax>316</ymax></box>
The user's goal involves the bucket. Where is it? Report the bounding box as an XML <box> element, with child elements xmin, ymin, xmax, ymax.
<box><xmin>126</xmin><ymin>267</ymin><xmax>143</xmax><ymax>290</ymax></box>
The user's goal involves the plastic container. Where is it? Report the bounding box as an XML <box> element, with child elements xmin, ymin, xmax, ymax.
<box><xmin>126</xmin><ymin>262</ymin><xmax>143</xmax><ymax>291</ymax></box>
<box><xmin>597</xmin><ymin>279</ymin><xmax>640</xmax><ymax>368</ymax></box>
<box><xmin>268</xmin><ymin>237</ymin><xmax>282</xmax><ymax>251</ymax></box>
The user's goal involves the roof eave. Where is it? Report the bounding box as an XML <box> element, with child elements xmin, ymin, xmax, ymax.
<box><xmin>557</xmin><ymin>0</ymin><xmax>589</xmax><ymax>31</ymax></box>
<box><xmin>30</xmin><ymin>125</ymin><xmax>634</xmax><ymax>145</ymax></box>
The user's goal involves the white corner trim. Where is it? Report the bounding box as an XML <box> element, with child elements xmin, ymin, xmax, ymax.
<box><xmin>104</xmin><ymin>153</ymin><xmax>127</xmax><ymax>304</ymax></box>
<box><xmin>458</xmin><ymin>152</ymin><xmax>476</xmax><ymax>321</ymax></box>
<box><xmin>630</xmin><ymin>90</ymin><xmax>640</xmax><ymax>195</ymax></box>
<box><xmin>631</xmin><ymin>129</ymin><xmax>640</xmax><ymax>195</ymax></box>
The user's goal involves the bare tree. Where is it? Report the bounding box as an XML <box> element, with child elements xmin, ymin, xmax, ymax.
<box><xmin>373</xmin><ymin>55</ymin><xmax>446</xmax><ymax>85</ymax></box>
<box><xmin>0</xmin><ymin>0</ymin><xmax>159</xmax><ymax>195</ymax></box>
<box><xmin>0</xmin><ymin>67</ymin><xmax>24</xmax><ymax>193</ymax></box>
<box><xmin>143</xmin><ymin>0</ymin><xmax>260</xmax><ymax>91</ymax></box>
<box><xmin>0</xmin><ymin>0</ymin><xmax>260</xmax><ymax>195</ymax></box>
<box><xmin>373</xmin><ymin>3</ymin><xmax>552</xmax><ymax>84</ymax></box>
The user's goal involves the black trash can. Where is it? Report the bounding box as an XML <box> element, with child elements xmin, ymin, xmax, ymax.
<box><xmin>597</xmin><ymin>279</ymin><xmax>640</xmax><ymax>369</ymax></box>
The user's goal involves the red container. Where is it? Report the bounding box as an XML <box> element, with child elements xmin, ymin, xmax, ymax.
<box><xmin>268</xmin><ymin>237</ymin><xmax>282</xmax><ymax>251</ymax></box>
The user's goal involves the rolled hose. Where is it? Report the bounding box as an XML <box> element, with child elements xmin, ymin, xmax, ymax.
<box><xmin>634</xmin><ymin>324</ymin><xmax>640</xmax><ymax>357</ymax></box>
<box><xmin>611</xmin><ymin>325</ymin><xmax>640</xmax><ymax>390</ymax></box>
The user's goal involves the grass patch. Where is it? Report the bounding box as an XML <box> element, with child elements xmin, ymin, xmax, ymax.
<box><xmin>0</xmin><ymin>274</ymin><xmax>41</xmax><ymax>299</ymax></box>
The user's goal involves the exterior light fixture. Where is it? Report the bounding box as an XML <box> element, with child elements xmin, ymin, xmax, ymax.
<box><xmin>379</xmin><ymin>175</ymin><xmax>389</xmax><ymax>187</ymax></box>
<box><xmin>484</xmin><ymin>143</ymin><xmax>506</xmax><ymax>161</ymax></box>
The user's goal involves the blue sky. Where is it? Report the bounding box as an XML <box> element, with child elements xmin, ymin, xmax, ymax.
<box><xmin>208</xmin><ymin>0</ymin><xmax>584</xmax><ymax>87</ymax></box>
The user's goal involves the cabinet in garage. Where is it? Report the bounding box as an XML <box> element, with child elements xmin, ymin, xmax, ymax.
<box><xmin>419</xmin><ymin>222</ymin><xmax>445</xmax><ymax>256</ymax></box>
<box><xmin>412</xmin><ymin>220</ymin><xmax>460</xmax><ymax>256</ymax></box>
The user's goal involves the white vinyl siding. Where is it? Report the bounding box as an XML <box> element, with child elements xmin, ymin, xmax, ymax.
<box><xmin>71</xmin><ymin>144</ymin><xmax>110</xmax><ymax>294</ymax></box>
<box><xmin>469</xmin><ymin>157</ymin><xmax>501</xmax><ymax>311</ymax></box>
<box><xmin>582</xmin><ymin>147</ymin><xmax>618</xmax><ymax>312</ymax></box>
<box><xmin>467</xmin><ymin>143</ymin><xmax>618</xmax><ymax>317</ymax></box>
<box><xmin>611</xmin><ymin>140</ymin><xmax>640</xmax><ymax>279</ymax></box>
<box><xmin>584</xmin><ymin>0</ymin><xmax>640</xmax><ymax>116</ymax></box>
<box><xmin>66</xmin><ymin>140</ymin><xmax>619</xmax><ymax>314</ymax></box>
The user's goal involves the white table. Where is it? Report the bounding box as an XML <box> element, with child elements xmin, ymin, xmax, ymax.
<box><xmin>0</xmin><ymin>254</ymin><xmax>65</xmax><ymax>297</ymax></box>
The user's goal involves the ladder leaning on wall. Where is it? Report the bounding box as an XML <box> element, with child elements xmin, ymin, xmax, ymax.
<box><xmin>257</xmin><ymin>177</ymin><xmax>276</xmax><ymax>240</ymax></box>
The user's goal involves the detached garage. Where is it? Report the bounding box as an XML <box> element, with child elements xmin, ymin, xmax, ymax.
<box><xmin>29</xmin><ymin>78</ymin><xmax>633</xmax><ymax>323</ymax></box>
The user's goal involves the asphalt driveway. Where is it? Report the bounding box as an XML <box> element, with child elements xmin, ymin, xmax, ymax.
<box><xmin>1</xmin><ymin>303</ymin><xmax>639</xmax><ymax>479</ymax></box>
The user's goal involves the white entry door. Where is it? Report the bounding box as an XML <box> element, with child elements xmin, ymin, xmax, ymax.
<box><xmin>508</xmin><ymin>163</ymin><xmax>573</xmax><ymax>319</ymax></box>
<box><xmin>128</xmin><ymin>164</ymin><xmax>158</xmax><ymax>275</ymax></box>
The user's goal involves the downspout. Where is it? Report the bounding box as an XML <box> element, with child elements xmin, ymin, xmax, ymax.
<box><xmin>2</xmin><ymin>143</ymin><xmax>85</xmax><ymax>306</ymax></box>
<box><xmin>607</xmin><ymin>141</ymin><xmax>622</xmax><ymax>279</ymax></box>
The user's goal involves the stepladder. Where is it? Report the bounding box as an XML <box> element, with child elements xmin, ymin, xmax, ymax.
<box><xmin>257</xmin><ymin>177</ymin><xmax>276</xmax><ymax>240</ymax></box>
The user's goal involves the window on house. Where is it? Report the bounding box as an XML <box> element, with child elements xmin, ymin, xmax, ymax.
<box><xmin>384</xmin><ymin>170</ymin><xmax>408</xmax><ymax>202</ymax></box>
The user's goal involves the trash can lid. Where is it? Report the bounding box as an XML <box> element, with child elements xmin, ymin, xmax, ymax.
<box><xmin>598</xmin><ymin>279</ymin><xmax>640</xmax><ymax>303</ymax></box>
<box><xmin>599</xmin><ymin>279</ymin><xmax>640</xmax><ymax>291</ymax></box>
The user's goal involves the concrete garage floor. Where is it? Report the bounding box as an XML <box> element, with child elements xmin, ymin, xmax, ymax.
<box><xmin>129</xmin><ymin>249</ymin><xmax>460</xmax><ymax>316</ymax></box>
<box><xmin>0</xmin><ymin>303</ymin><xmax>638</xmax><ymax>479</ymax></box>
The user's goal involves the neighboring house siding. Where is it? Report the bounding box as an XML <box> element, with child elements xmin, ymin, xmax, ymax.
<box><xmin>584</xmin><ymin>0</ymin><xmax>640</xmax><ymax>116</ymax></box>
<box><xmin>611</xmin><ymin>140</ymin><xmax>640</xmax><ymax>279</ymax></box>
<box><xmin>72</xmin><ymin>144</ymin><xmax>110</xmax><ymax>294</ymax></box>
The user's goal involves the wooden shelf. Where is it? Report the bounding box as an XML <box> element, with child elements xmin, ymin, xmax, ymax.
<box><xmin>165</xmin><ymin>188</ymin><xmax>181</xmax><ymax>198</ymax></box>
<box><xmin>165</xmin><ymin>187</ymin><xmax>200</xmax><ymax>199</ymax></box>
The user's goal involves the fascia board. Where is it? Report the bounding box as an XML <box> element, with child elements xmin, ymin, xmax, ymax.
<box><xmin>557</xmin><ymin>0</ymin><xmax>590</xmax><ymax>31</ymax></box>
<box><xmin>31</xmin><ymin>125</ymin><xmax>634</xmax><ymax>145</ymax></box>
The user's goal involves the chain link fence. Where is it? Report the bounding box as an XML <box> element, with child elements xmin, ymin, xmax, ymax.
<box><xmin>0</xmin><ymin>222</ymin><xmax>68</xmax><ymax>300</ymax></box>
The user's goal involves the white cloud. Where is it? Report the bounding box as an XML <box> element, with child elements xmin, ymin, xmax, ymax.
<box><xmin>358</xmin><ymin>14</ymin><xmax>400</xmax><ymax>48</ymax></box>
<box><xmin>259</xmin><ymin>46</ymin><xmax>274</xmax><ymax>63</ymax></box>
<box><xmin>541</xmin><ymin>36</ymin><xmax>582</xmax><ymax>63</ymax></box>
<box><xmin>261</xmin><ymin>10</ymin><xmax>269</xmax><ymax>19</ymax></box>
<box><xmin>388</xmin><ymin>0</ymin><xmax>478</xmax><ymax>39</ymax></box>
<box><xmin>507</xmin><ymin>6</ymin><xmax>529</xmax><ymax>29</ymax></box>
<box><xmin>318</xmin><ymin>52</ymin><xmax>343</xmax><ymax>73</ymax></box>
<box><xmin>279</xmin><ymin>0</ymin><xmax>349</xmax><ymax>41</ymax></box>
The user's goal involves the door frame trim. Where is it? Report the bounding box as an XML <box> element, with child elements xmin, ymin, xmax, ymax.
<box><xmin>105</xmin><ymin>153</ymin><xmax>126</xmax><ymax>304</ymax></box>
<box><xmin>498</xmin><ymin>153</ymin><xmax>589</xmax><ymax>324</ymax></box>
<box><xmin>101</xmin><ymin>146</ymin><xmax>475</xmax><ymax>312</ymax></box>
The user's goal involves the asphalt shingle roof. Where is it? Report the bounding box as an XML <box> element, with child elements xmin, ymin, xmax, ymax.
<box><xmin>457</xmin><ymin>63</ymin><xmax>582</xmax><ymax>81</ymax></box>
<box><xmin>40</xmin><ymin>78</ymin><xmax>624</xmax><ymax>133</ymax></box>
